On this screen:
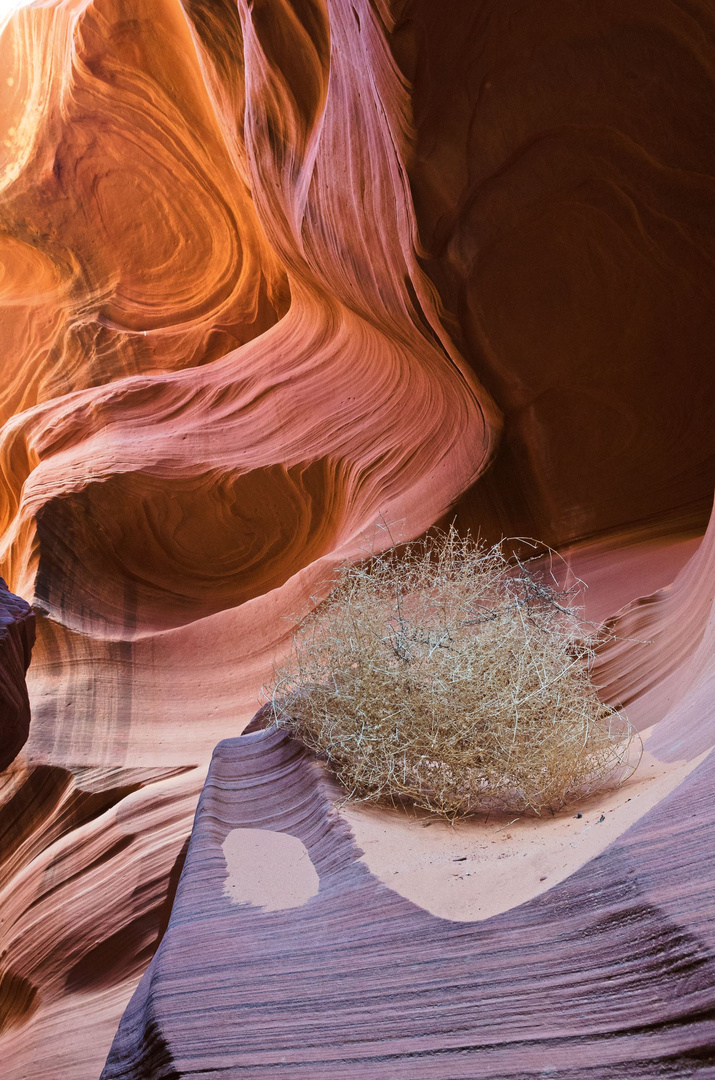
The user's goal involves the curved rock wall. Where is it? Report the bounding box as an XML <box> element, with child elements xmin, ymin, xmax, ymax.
<box><xmin>394</xmin><ymin>0</ymin><xmax>715</xmax><ymax>545</ymax></box>
<box><xmin>102</xmin><ymin>724</ymin><xmax>715</xmax><ymax>1079</ymax></box>
<box><xmin>0</xmin><ymin>0</ymin><xmax>498</xmax><ymax>766</ymax></box>
<box><xmin>102</xmin><ymin>508</ymin><xmax>715</xmax><ymax>1079</ymax></box>
<box><xmin>595</xmin><ymin>499</ymin><xmax>715</xmax><ymax>758</ymax></box>
<box><xmin>0</xmin><ymin>578</ymin><xmax>35</xmax><ymax>770</ymax></box>
<box><xmin>0</xmin><ymin>0</ymin><xmax>713</xmax><ymax>1075</ymax></box>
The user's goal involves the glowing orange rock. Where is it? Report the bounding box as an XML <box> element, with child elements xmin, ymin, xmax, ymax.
<box><xmin>0</xmin><ymin>0</ymin><xmax>713</xmax><ymax>1074</ymax></box>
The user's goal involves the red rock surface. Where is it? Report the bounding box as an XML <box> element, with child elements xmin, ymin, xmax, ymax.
<box><xmin>0</xmin><ymin>758</ymin><xmax>203</xmax><ymax>1071</ymax></box>
<box><xmin>396</xmin><ymin>0</ymin><xmax>715</xmax><ymax>546</ymax></box>
<box><xmin>596</xmin><ymin>501</ymin><xmax>715</xmax><ymax>759</ymax></box>
<box><xmin>103</xmin><ymin>508</ymin><xmax>715</xmax><ymax>1078</ymax></box>
<box><xmin>0</xmin><ymin>0</ymin><xmax>713</xmax><ymax>1075</ymax></box>
<box><xmin>0</xmin><ymin>577</ymin><xmax>35</xmax><ymax>770</ymax></box>
<box><xmin>0</xmin><ymin>0</ymin><xmax>498</xmax><ymax>768</ymax></box>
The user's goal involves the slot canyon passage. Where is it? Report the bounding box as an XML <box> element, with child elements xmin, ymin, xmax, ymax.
<box><xmin>1</xmin><ymin>0</ymin><xmax>715</xmax><ymax>1076</ymax></box>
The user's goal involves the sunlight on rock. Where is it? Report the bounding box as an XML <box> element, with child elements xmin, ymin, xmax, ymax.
<box><xmin>222</xmin><ymin>828</ymin><xmax>319</xmax><ymax>912</ymax></box>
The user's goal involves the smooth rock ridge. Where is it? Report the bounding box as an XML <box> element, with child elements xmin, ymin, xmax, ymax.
<box><xmin>102</xmin><ymin>724</ymin><xmax>715</xmax><ymax>1079</ymax></box>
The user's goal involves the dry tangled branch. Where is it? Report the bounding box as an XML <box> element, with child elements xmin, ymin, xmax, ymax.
<box><xmin>267</xmin><ymin>528</ymin><xmax>639</xmax><ymax>818</ymax></box>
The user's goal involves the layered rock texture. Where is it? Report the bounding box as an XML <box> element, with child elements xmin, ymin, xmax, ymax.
<box><xmin>0</xmin><ymin>577</ymin><xmax>34</xmax><ymax>770</ymax></box>
<box><xmin>0</xmin><ymin>0</ymin><xmax>714</xmax><ymax>1075</ymax></box>
<box><xmin>104</xmin><ymin>514</ymin><xmax>715</xmax><ymax>1079</ymax></box>
<box><xmin>103</xmin><ymin>723</ymin><xmax>715</xmax><ymax>1079</ymax></box>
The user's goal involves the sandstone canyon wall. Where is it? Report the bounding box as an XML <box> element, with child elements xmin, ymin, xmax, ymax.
<box><xmin>0</xmin><ymin>0</ymin><xmax>714</xmax><ymax>1076</ymax></box>
<box><xmin>0</xmin><ymin>576</ymin><xmax>34</xmax><ymax>768</ymax></box>
<box><xmin>395</xmin><ymin>0</ymin><xmax>715</xmax><ymax>546</ymax></box>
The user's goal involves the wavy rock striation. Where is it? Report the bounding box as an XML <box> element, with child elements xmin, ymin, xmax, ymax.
<box><xmin>0</xmin><ymin>577</ymin><xmax>34</xmax><ymax>770</ymax></box>
<box><xmin>0</xmin><ymin>0</ymin><xmax>714</xmax><ymax>1075</ymax></box>
<box><xmin>595</xmin><ymin>500</ymin><xmax>715</xmax><ymax>759</ymax></box>
<box><xmin>0</xmin><ymin>0</ymin><xmax>498</xmax><ymax>767</ymax></box>
<box><xmin>103</xmin><ymin>512</ymin><xmax>715</xmax><ymax>1077</ymax></box>
<box><xmin>0</xmin><ymin>757</ymin><xmax>203</xmax><ymax>1076</ymax></box>
<box><xmin>103</xmin><ymin>720</ymin><xmax>715</xmax><ymax>1079</ymax></box>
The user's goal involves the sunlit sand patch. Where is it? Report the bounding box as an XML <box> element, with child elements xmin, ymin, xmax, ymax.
<box><xmin>222</xmin><ymin>828</ymin><xmax>319</xmax><ymax>911</ymax></box>
<box><xmin>337</xmin><ymin>731</ymin><xmax>710</xmax><ymax>921</ymax></box>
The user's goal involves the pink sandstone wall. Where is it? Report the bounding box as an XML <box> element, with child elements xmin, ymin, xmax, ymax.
<box><xmin>0</xmin><ymin>0</ymin><xmax>713</xmax><ymax>1075</ymax></box>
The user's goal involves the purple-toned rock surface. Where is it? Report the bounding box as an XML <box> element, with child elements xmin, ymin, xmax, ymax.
<box><xmin>0</xmin><ymin>578</ymin><xmax>35</xmax><ymax>770</ymax></box>
<box><xmin>102</xmin><ymin>724</ymin><xmax>715</xmax><ymax>1079</ymax></box>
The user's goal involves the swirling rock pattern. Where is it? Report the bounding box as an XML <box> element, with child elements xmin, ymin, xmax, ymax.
<box><xmin>0</xmin><ymin>0</ymin><xmax>714</xmax><ymax>1075</ymax></box>
<box><xmin>0</xmin><ymin>577</ymin><xmax>34</xmax><ymax>771</ymax></box>
<box><xmin>0</xmin><ymin>0</ymin><xmax>498</xmax><ymax>767</ymax></box>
